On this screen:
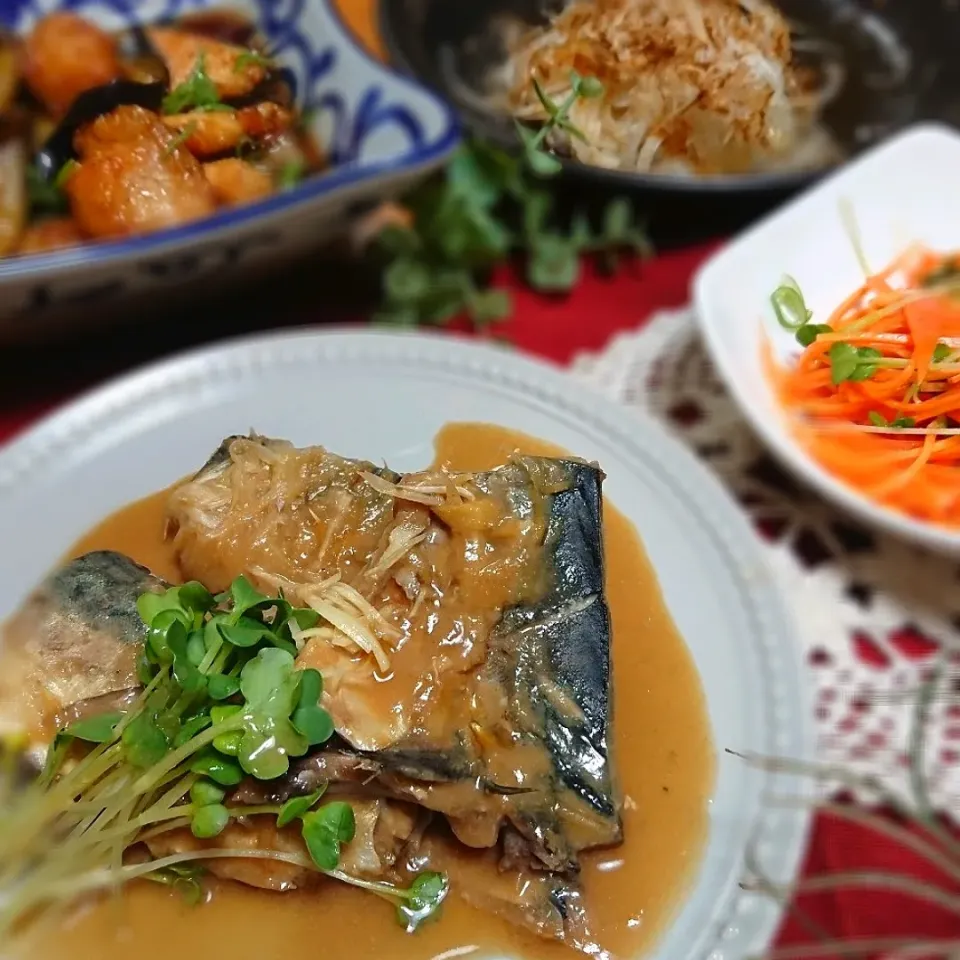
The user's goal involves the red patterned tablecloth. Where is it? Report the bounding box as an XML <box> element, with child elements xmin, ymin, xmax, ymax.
<box><xmin>0</xmin><ymin>246</ymin><xmax>955</xmax><ymax>957</ymax></box>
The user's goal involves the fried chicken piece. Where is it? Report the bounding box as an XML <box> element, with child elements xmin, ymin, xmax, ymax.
<box><xmin>204</xmin><ymin>158</ymin><xmax>273</xmax><ymax>206</ymax></box>
<box><xmin>162</xmin><ymin>102</ymin><xmax>293</xmax><ymax>158</ymax></box>
<box><xmin>147</xmin><ymin>26</ymin><xmax>267</xmax><ymax>100</ymax></box>
<box><xmin>22</xmin><ymin>13</ymin><xmax>120</xmax><ymax>117</ymax></box>
<box><xmin>66</xmin><ymin>106</ymin><xmax>217</xmax><ymax>239</ymax></box>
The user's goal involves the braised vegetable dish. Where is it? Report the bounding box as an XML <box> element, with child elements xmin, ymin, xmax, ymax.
<box><xmin>0</xmin><ymin>10</ymin><xmax>321</xmax><ymax>259</ymax></box>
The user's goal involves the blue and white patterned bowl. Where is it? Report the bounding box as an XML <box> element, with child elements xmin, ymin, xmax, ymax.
<box><xmin>0</xmin><ymin>0</ymin><xmax>460</xmax><ymax>332</ymax></box>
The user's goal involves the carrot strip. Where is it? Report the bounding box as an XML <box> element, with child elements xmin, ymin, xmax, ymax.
<box><xmin>768</xmin><ymin>244</ymin><xmax>960</xmax><ymax>527</ymax></box>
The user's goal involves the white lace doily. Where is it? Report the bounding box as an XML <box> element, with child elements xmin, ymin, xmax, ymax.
<box><xmin>571</xmin><ymin>307</ymin><xmax>960</xmax><ymax>812</ymax></box>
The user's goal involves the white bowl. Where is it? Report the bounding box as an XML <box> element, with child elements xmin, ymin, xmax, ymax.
<box><xmin>0</xmin><ymin>0</ymin><xmax>460</xmax><ymax>334</ymax></box>
<box><xmin>693</xmin><ymin>123</ymin><xmax>960</xmax><ymax>555</ymax></box>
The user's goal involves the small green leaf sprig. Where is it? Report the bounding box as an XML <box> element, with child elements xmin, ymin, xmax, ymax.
<box><xmin>373</xmin><ymin>70</ymin><xmax>651</xmax><ymax>329</ymax></box>
<box><xmin>162</xmin><ymin>53</ymin><xmax>233</xmax><ymax>114</ymax></box>
<box><xmin>514</xmin><ymin>71</ymin><xmax>604</xmax><ymax>176</ymax></box>
<box><xmin>771</xmin><ymin>276</ymin><xmax>959</xmax><ymax>431</ymax></box>
<box><xmin>773</xmin><ymin>275</ymin><xmax>886</xmax><ymax>387</ymax></box>
<box><xmin>0</xmin><ymin>575</ymin><xmax>447</xmax><ymax>940</ymax></box>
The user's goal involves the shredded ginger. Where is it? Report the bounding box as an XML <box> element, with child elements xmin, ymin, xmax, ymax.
<box><xmin>499</xmin><ymin>0</ymin><xmax>840</xmax><ymax>176</ymax></box>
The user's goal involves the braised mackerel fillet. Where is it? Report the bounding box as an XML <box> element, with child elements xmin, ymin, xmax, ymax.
<box><xmin>1</xmin><ymin>434</ymin><xmax>620</xmax><ymax>946</ymax></box>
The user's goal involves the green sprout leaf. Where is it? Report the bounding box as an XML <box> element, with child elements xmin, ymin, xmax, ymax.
<box><xmin>829</xmin><ymin>342</ymin><xmax>880</xmax><ymax>385</ymax></box>
<box><xmin>146</xmin><ymin>865</ymin><xmax>206</xmax><ymax>906</ymax></box>
<box><xmin>396</xmin><ymin>871</ymin><xmax>449</xmax><ymax>932</ymax></box>
<box><xmin>191</xmin><ymin>803</ymin><xmax>230</xmax><ymax>839</ymax></box>
<box><xmin>236</xmin><ymin>649</ymin><xmax>308</xmax><ymax>780</ymax></box>
<box><xmin>524</xmin><ymin>146</ymin><xmax>563</xmax><ymax>178</ymax></box>
<box><xmin>190</xmin><ymin>749</ymin><xmax>244</xmax><ymax>786</ymax></box>
<box><xmin>933</xmin><ymin>342</ymin><xmax>954</xmax><ymax>362</ymax></box>
<box><xmin>228</xmin><ymin>576</ymin><xmax>271</xmax><ymax>619</ymax></box>
<box><xmin>796</xmin><ymin>323</ymin><xmax>832</xmax><ymax>347</ymax></box>
<box><xmin>175</xmin><ymin>712</ymin><xmax>212</xmax><ymax>748</ymax></box>
<box><xmin>137</xmin><ymin>586</ymin><xmax>194</xmax><ymax>633</ymax></box>
<box><xmin>291</xmin><ymin>669</ymin><xmax>334</xmax><ymax>746</ymax></box>
<box><xmin>218</xmin><ymin>618</ymin><xmax>273</xmax><ymax>649</ymax></box>
<box><xmin>277</xmin><ymin>786</ymin><xmax>327</xmax><ymax>828</ymax></box>
<box><xmin>122</xmin><ymin>705</ymin><xmax>172</xmax><ymax>769</ymax></box>
<box><xmin>207</xmin><ymin>674</ymin><xmax>241</xmax><ymax>701</ymax></box>
<box><xmin>301</xmin><ymin>802</ymin><xmax>356</xmax><ymax>871</ymax></box>
<box><xmin>63</xmin><ymin>711</ymin><xmax>125</xmax><ymax>744</ymax></box>
<box><xmin>190</xmin><ymin>779</ymin><xmax>226</xmax><ymax>807</ymax></box>
<box><xmin>867</xmin><ymin>411</ymin><xmax>915</xmax><ymax>429</ymax></box>
<box><xmin>532</xmin><ymin>77</ymin><xmax>559</xmax><ymax>118</ymax></box>
<box><xmin>771</xmin><ymin>276</ymin><xmax>812</xmax><ymax>331</ymax></box>
<box><xmin>851</xmin><ymin>346</ymin><xmax>881</xmax><ymax>381</ymax></box>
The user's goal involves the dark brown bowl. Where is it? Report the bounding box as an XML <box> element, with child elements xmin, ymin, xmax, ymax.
<box><xmin>379</xmin><ymin>0</ymin><xmax>960</xmax><ymax>242</ymax></box>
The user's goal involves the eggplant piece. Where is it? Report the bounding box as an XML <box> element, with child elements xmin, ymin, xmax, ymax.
<box><xmin>115</xmin><ymin>25</ymin><xmax>170</xmax><ymax>87</ymax></box>
<box><xmin>32</xmin><ymin>78</ymin><xmax>167</xmax><ymax>182</ymax></box>
<box><xmin>227</xmin><ymin>66</ymin><xmax>298</xmax><ymax>110</ymax></box>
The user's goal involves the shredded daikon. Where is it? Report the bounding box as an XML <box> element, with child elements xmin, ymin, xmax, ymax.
<box><xmin>496</xmin><ymin>0</ymin><xmax>842</xmax><ymax>176</ymax></box>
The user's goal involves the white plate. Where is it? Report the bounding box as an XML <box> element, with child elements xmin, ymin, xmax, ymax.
<box><xmin>0</xmin><ymin>329</ymin><xmax>811</xmax><ymax>959</ymax></box>
<box><xmin>694</xmin><ymin>123</ymin><xmax>960</xmax><ymax>555</ymax></box>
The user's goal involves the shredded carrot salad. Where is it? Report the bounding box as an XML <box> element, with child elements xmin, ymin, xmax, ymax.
<box><xmin>767</xmin><ymin>244</ymin><xmax>960</xmax><ymax>526</ymax></box>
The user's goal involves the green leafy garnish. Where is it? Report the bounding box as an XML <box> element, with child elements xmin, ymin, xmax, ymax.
<box><xmin>164</xmin><ymin>121</ymin><xmax>198</xmax><ymax>157</ymax></box>
<box><xmin>190</xmin><ymin>749</ymin><xmax>244</xmax><ymax>786</ymax></box>
<box><xmin>829</xmin><ymin>342</ymin><xmax>881</xmax><ymax>385</ymax></box>
<box><xmin>191</xmin><ymin>803</ymin><xmax>230</xmax><ymax>839</ymax></box>
<box><xmin>235</xmin><ymin>50</ymin><xmax>272</xmax><ymax>72</ymax></box>
<box><xmin>63</xmin><ymin>711</ymin><xmax>124</xmax><ymax>744</ymax></box>
<box><xmin>190</xmin><ymin>779</ymin><xmax>225</xmax><ymax>807</ymax></box>
<box><xmin>771</xmin><ymin>275</ymin><xmax>812</xmax><ymax>331</ymax></box>
<box><xmin>291</xmin><ymin>669</ymin><xmax>334</xmax><ymax>745</ymax></box>
<box><xmin>277</xmin><ymin>787</ymin><xmax>327</xmax><ymax>828</ymax></box>
<box><xmin>868</xmin><ymin>412</ymin><xmax>916</xmax><ymax>429</ymax></box>
<box><xmin>795</xmin><ymin>323</ymin><xmax>832</xmax><ymax>347</ymax></box>
<box><xmin>26</xmin><ymin>166</ymin><xmax>69</xmax><ymax>216</ymax></box>
<box><xmin>515</xmin><ymin>70</ymin><xmax>605</xmax><ymax>175</ymax></box>
<box><xmin>301</xmin><ymin>802</ymin><xmax>356</xmax><ymax>871</ymax></box>
<box><xmin>396</xmin><ymin>871</ymin><xmax>449</xmax><ymax>932</ymax></box>
<box><xmin>163</xmin><ymin>54</ymin><xmax>232</xmax><ymax>114</ymax></box>
<box><xmin>933</xmin><ymin>342</ymin><xmax>954</xmax><ymax>362</ymax></box>
<box><xmin>372</xmin><ymin>114</ymin><xmax>649</xmax><ymax>329</ymax></box>
<box><xmin>0</xmin><ymin>572</ymin><xmax>449</xmax><ymax>945</ymax></box>
<box><xmin>53</xmin><ymin>159</ymin><xmax>79</xmax><ymax>189</ymax></box>
<box><xmin>145</xmin><ymin>864</ymin><xmax>206</xmax><ymax>906</ymax></box>
<box><xmin>276</xmin><ymin>159</ymin><xmax>306</xmax><ymax>191</ymax></box>
<box><xmin>770</xmin><ymin>277</ymin><xmax>837</xmax><ymax>348</ymax></box>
